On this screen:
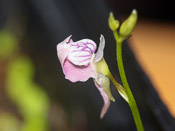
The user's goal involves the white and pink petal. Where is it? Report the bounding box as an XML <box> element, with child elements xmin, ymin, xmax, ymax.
<box><xmin>57</xmin><ymin>35</ymin><xmax>73</xmax><ymax>67</ymax></box>
<box><xmin>63</xmin><ymin>59</ymin><xmax>96</xmax><ymax>82</ymax></box>
<box><xmin>94</xmin><ymin>73</ymin><xmax>115</xmax><ymax>118</ymax></box>
<box><xmin>94</xmin><ymin>35</ymin><xmax>105</xmax><ymax>63</ymax></box>
<box><xmin>67</xmin><ymin>39</ymin><xmax>96</xmax><ymax>66</ymax></box>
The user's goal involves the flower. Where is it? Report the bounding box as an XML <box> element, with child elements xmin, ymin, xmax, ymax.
<box><xmin>57</xmin><ymin>35</ymin><xmax>115</xmax><ymax>118</ymax></box>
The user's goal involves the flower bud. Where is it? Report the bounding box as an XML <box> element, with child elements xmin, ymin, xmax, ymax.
<box><xmin>119</xmin><ymin>9</ymin><xmax>137</xmax><ymax>39</ymax></box>
<box><xmin>108</xmin><ymin>12</ymin><xmax>120</xmax><ymax>31</ymax></box>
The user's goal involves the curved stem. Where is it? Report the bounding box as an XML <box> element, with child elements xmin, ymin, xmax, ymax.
<box><xmin>108</xmin><ymin>73</ymin><xmax>129</xmax><ymax>103</ymax></box>
<box><xmin>115</xmin><ymin>37</ymin><xmax>144</xmax><ymax>131</ymax></box>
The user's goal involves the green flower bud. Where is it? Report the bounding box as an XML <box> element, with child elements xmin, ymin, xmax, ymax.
<box><xmin>119</xmin><ymin>9</ymin><xmax>138</xmax><ymax>39</ymax></box>
<box><xmin>108</xmin><ymin>12</ymin><xmax>120</xmax><ymax>31</ymax></box>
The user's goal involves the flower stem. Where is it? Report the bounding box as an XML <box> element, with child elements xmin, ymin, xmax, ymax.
<box><xmin>114</xmin><ymin>35</ymin><xmax>144</xmax><ymax>131</ymax></box>
<box><xmin>108</xmin><ymin>73</ymin><xmax>129</xmax><ymax>103</ymax></box>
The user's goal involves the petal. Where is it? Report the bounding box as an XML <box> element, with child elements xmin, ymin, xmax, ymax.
<box><xmin>94</xmin><ymin>73</ymin><xmax>115</xmax><ymax>118</ymax></box>
<box><xmin>98</xmin><ymin>74</ymin><xmax>115</xmax><ymax>102</ymax></box>
<box><xmin>94</xmin><ymin>35</ymin><xmax>105</xmax><ymax>63</ymax></box>
<box><xmin>56</xmin><ymin>35</ymin><xmax>73</xmax><ymax>67</ymax></box>
<box><xmin>94</xmin><ymin>80</ymin><xmax>110</xmax><ymax>119</ymax></box>
<box><xmin>67</xmin><ymin>39</ymin><xmax>96</xmax><ymax>66</ymax></box>
<box><xmin>63</xmin><ymin>59</ymin><xmax>96</xmax><ymax>82</ymax></box>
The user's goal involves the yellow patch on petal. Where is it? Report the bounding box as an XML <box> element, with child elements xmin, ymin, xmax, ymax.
<box><xmin>95</xmin><ymin>58</ymin><xmax>110</xmax><ymax>76</ymax></box>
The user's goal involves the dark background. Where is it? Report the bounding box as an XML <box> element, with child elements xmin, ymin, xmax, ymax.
<box><xmin>0</xmin><ymin>0</ymin><xmax>175</xmax><ymax>131</ymax></box>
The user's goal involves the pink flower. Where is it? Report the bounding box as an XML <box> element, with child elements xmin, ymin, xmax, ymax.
<box><xmin>57</xmin><ymin>35</ymin><xmax>115</xmax><ymax>118</ymax></box>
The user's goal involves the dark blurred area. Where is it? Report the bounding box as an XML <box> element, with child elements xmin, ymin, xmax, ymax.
<box><xmin>0</xmin><ymin>0</ymin><xmax>175</xmax><ymax>131</ymax></box>
<box><xmin>107</xmin><ymin>0</ymin><xmax>175</xmax><ymax>21</ymax></box>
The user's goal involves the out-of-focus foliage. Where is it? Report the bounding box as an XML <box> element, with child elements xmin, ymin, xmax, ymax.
<box><xmin>6</xmin><ymin>56</ymin><xmax>50</xmax><ymax>131</ymax></box>
<box><xmin>0</xmin><ymin>28</ymin><xmax>50</xmax><ymax>131</ymax></box>
<box><xmin>0</xmin><ymin>29</ymin><xmax>18</xmax><ymax>59</ymax></box>
<box><xmin>0</xmin><ymin>112</ymin><xmax>21</xmax><ymax>131</ymax></box>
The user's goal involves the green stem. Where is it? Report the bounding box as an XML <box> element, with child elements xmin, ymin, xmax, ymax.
<box><xmin>108</xmin><ymin>73</ymin><xmax>129</xmax><ymax>103</ymax></box>
<box><xmin>115</xmin><ymin>35</ymin><xmax>144</xmax><ymax>131</ymax></box>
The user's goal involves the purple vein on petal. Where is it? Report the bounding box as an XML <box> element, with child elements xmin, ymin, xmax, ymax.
<box><xmin>67</xmin><ymin>39</ymin><xmax>96</xmax><ymax>66</ymax></box>
<box><xmin>69</xmin><ymin>40</ymin><xmax>96</xmax><ymax>54</ymax></box>
<box><xmin>78</xmin><ymin>57</ymin><xmax>91</xmax><ymax>62</ymax></box>
<box><xmin>71</xmin><ymin>49</ymin><xmax>92</xmax><ymax>54</ymax></box>
<box><xmin>74</xmin><ymin>55</ymin><xmax>91</xmax><ymax>57</ymax></box>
